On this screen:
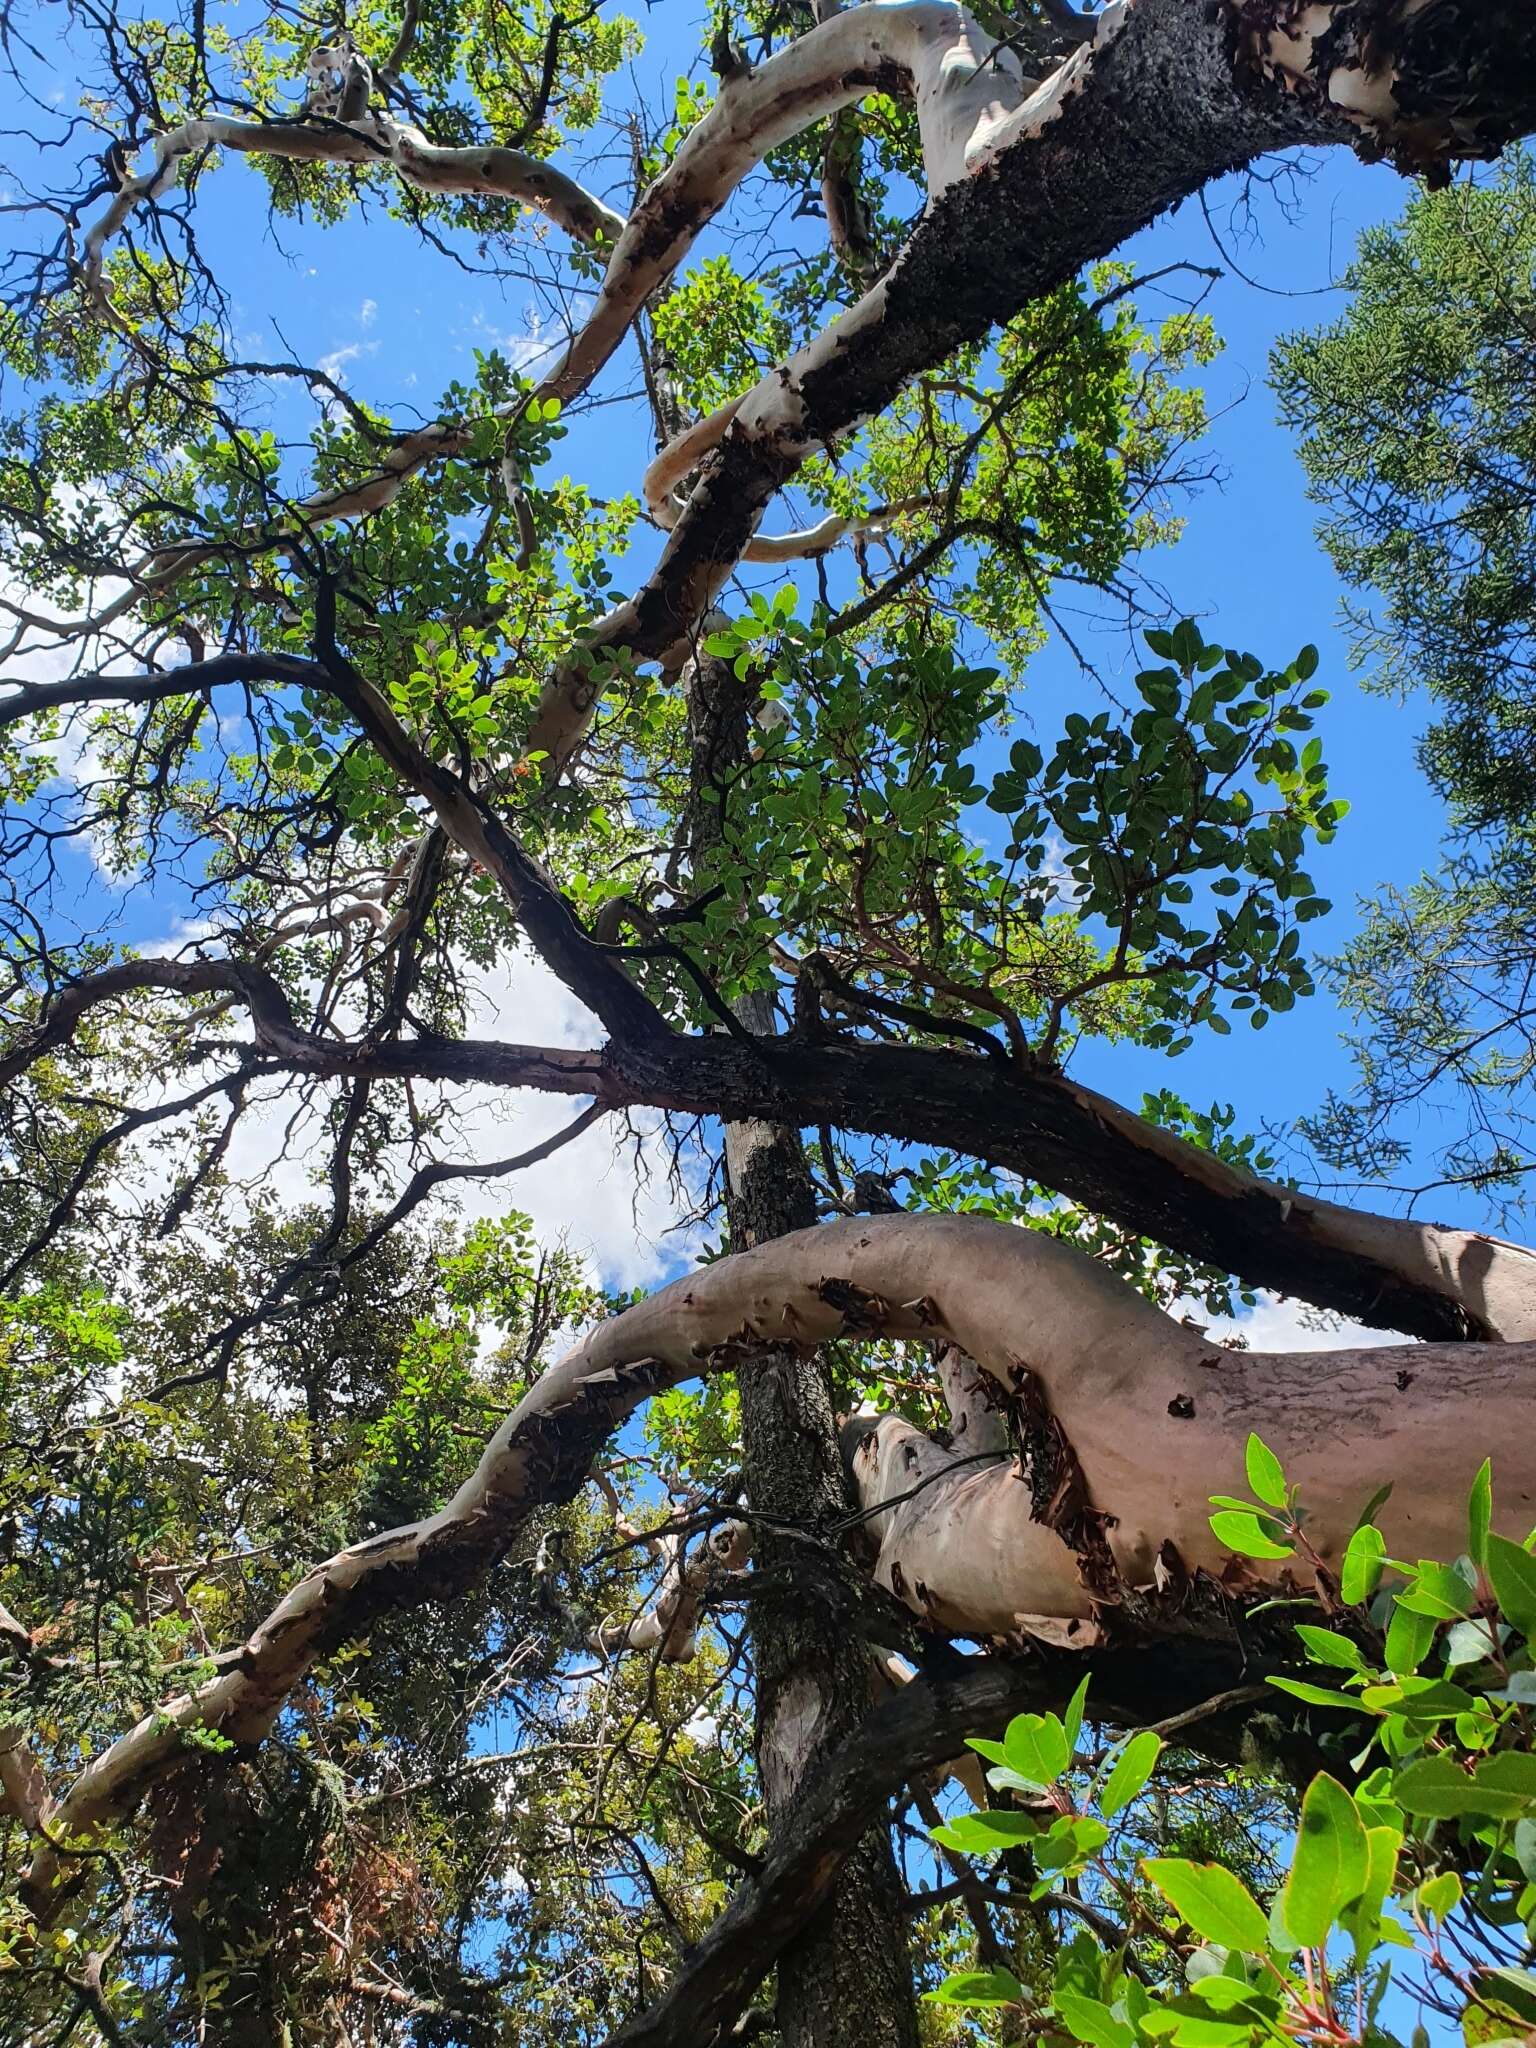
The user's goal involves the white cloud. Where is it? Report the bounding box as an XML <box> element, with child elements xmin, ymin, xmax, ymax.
<box><xmin>445</xmin><ymin>948</ymin><xmax>703</xmax><ymax>1290</ymax></box>
<box><xmin>317</xmin><ymin>342</ymin><xmax>362</xmax><ymax>381</ymax></box>
<box><xmin>138</xmin><ymin>916</ymin><xmax>220</xmax><ymax>959</ymax></box>
<box><xmin>463</xmin><ymin>305</ymin><xmax>556</xmax><ymax>373</ymax></box>
<box><xmin>1197</xmin><ymin>1290</ymin><xmax>1407</xmax><ymax>1353</ymax></box>
<box><xmin>682</xmin><ymin>1706</ymin><xmax>719</xmax><ymax>1747</ymax></box>
<box><xmin>313</xmin><ymin>339</ymin><xmax>381</xmax><ymax>420</ymax></box>
<box><xmin>359</xmin><ymin>298</ymin><xmax>377</xmax><ymax>328</ymax></box>
<box><xmin>190</xmin><ymin>944</ymin><xmax>700</xmax><ymax>1294</ymax></box>
<box><xmin>1</xmin><ymin>524</ymin><xmax>143</xmax><ymax>876</ymax></box>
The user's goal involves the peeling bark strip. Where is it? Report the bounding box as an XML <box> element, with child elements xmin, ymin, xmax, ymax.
<box><xmin>538</xmin><ymin>3</ymin><xmax>1033</xmax><ymax>411</ymax></box>
<box><xmin>22</xmin><ymin>1213</ymin><xmax>1536</xmax><ymax>1912</ymax></box>
<box><xmin>524</xmin><ymin>0</ymin><xmax>1536</xmax><ymax>771</ymax></box>
<box><xmin>71</xmin><ymin>3</ymin><xmax>1536</xmax><ymax>756</ymax></box>
<box><xmin>588</xmin><ymin>1517</ymin><xmax>750</xmax><ymax>1664</ymax></box>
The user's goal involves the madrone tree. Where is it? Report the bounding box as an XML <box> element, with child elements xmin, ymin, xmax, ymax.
<box><xmin>3</xmin><ymin>1</ymin><xmax>1536</xmax><ymax>2043</ymax></box>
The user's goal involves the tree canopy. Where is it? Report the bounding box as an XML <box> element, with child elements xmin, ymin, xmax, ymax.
<box><xmin>1275</xmin><ymin>155</ymin><xmax>1536</xmax><ymax>1204</ymax></box>
<box><xmin>4</xmin><ymin>1</ymin><xmax>1536</xmax><ymax>2043</ymax></box>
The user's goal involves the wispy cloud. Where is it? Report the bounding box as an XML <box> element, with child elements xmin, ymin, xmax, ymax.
<box><xmin>317</xmin><ymin>341</ymin><xmax>364</xmax><ymax>382</ymax></box>
<box><xmin>463</xmin><ymin>305</ymin><xmax>557</xmax><ymax>373</ymax></box>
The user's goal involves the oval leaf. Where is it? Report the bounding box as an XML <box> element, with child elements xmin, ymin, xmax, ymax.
<box><xmin>1210</xmin><ymin>1511</ymin><xmax>1293</xmax><ymax>1561</ymax></box>
<box><xmin>924</xmin><ymin>1969</ymin><xmax>1024</xmax><ymax>2008</ymax></box>
<box><xmin>1341</xmin><ymin>1523</ymin><xmax>1386</xmax><ymax>1606</ymax></box>
<box><xmin>1293</xmin><ymin>1625</ymin><xmax>1365</xmax><ymax>1671</ymax></box>
<box><xmin>1245</xmin><ymin>1434</ymin><xmax>1287</xmax><ymax>1509</ymax></box>
<box><xmin>1055</xmin><ymin>1992</ymin><xmax>1135</xmax><ymax>2048</ymax></box>
<box><xmin>930</xmin><ymin>1811</ymin><xmax>1040</xmax><ymax>1854</ymax></box>
<box><xmin>1099</xmin><ymin>1730</ymin><xmax>1162</xmax><ymax>1818</ymax></box>
<box><xmin>1281</xmin><ymin>1773</ymin><xmax>1368</xmax><ymax>1948</ymax></box>
<box><xmin>1144</xmin><ymin>1860</ymin><xmax>1270</xmax><ymax>1952</ymax></box>
<box><xmin>1487</xmin><ymin>1533</ymin><xmax>1536</xmax><ymax>1637</ymax></box>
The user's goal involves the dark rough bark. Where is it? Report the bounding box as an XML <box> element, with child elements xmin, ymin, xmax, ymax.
<box><xmin>695</xmin><ymin>651</ymin><xmax>919</xmax><ymax>2048</ymax></box>
<box><xmin>615</xmin><ymin>1036</ymin><xmax>1519</xmax><ymax>1343</ymax></box>
<box><xmin>152</xmin><ymin>1761</ymin><xmax>296</xmax><ymax>2048</ymax></box>
<box><xmin>726</xmin><ymin>1111</ymin><xmax>920</xmax><ymax>2048</ymax></box>
<box><xmin>19</xmin><ymin>952</ymin><xmax>1531</xmax><ymax>1341</ymax></box>
<box><xmin>601</xmin><ymin>1639</ymin><xmax>1269</xmax><ymax>2048</ymax></box>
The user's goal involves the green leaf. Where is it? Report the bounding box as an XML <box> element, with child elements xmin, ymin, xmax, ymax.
<box><xmin>1473</xmin><ymin>1752</ymin><xmax>1536</xmax><ymax>1803</ymax></box>
<box><xmin>1293</xmin><ymin>1625</ymin><xmax>1365</xmax><ymax>1671</ymax></box>
<box><xmin>1143</xmin><ymin>1860</ymin><xmax>1270</xmax><ymax>1951</ymax></box>
<box><xmin>1055</xmin><ymin>1992</ymin><xmax>1136</xmax><ymax>2048</ymax></box>
<box><xmin>1392</xmin><ymin>1757</ymin><xmax>1480</xmax><ymax>1819</ymax></box>
<box><xmin>1266</xmin><ymin>1678</ymin><xmax>1370</xmax><ymax>1714</ymax></box>
<box><xmin>1035</xmin><ymin>1815</ymin><xmax>1110</xmax><ymax>1872</ymax></box>
<box><xmin>1395</xmin><ymin>1561</ymin><xmax>1474</xmax><ymax>1620</ymax></box>
<box><xmin>1487</xmin><ymin>1533</ymin><xmax>1536</xmax><ymax>1636</ymax></box>
<box><xmin>1280</xmin><ymin>1774</ymin><xmax>1368</xmax><ymax>1947</ymax></box>
<box><xmin>1002</xmin><ymin>1710</ymin><xmax>1071</xmax><ymax>1787</ymax></box>
<box><xmin>1385</xmin><ymin>1599</ymin><xmax>1436</xmax><ymax>1676</ymax></box>
<box><xmin>1340</xmin><ymin>1825</ymin><xmax>1402</xmax><ymax>1961</ymax></box>
<box><xmin>1341</xmin><ymin>1522</ymin><xmax>1386</xmax><ymax>1605</ymax></box>
<box><xmin>1188</xmin><ymin>1975</ymin><xmax>1270</xmax><ymax>2013</ymax></box>
<box><xmin>1266</xmin><ymin>1890</ymin><xmax>1300</xmax><ymax>1957</ymax></box>
<box><xmin>1483</xmin><ymin>1968</ymin><xmax>1536</xmax><ymax>2027</ymax></box>
<box><xmin>1099</xmin><ymin>1730</ymin><xmax>1162</xmax><ymax>1817</ymax></box>
<box><xmin>924</xmin><ymin>1969</ymin><xmax>1024</xmax><ymax>2008</ymax></box>
<box><xmin>1210</xmin><ymin>1511</ymin><xmax>1293</xmax><ymax>1560</ymax></box>
<box><xmin>1417</xmin><ymin>1871</ymin><xmax>1462</xmax><ymax>1926</ymax></box>
<box><xmin>1142</xmin><ymin>2005</ymin><xmax>1266</xmax><ymax>2046</ymax></box>
<box><xmin>1391</xmin><ymin>1754</ymin><xmax>1536</xmax><ymax>1821</ymax></box>
<box><xmin>1062</xmin><ymin>1674</ymin><xmax>1091</xmax><ymax>1757</ymax></box>
<box><xmin>1244</xmin><ymin>1434</ymin><xmax>1286</xmax><ymax>1509</ymax></box>
<box><xmin>964</xmin><ymin>1736</ymin><xmax>1011</xmax><ymax>1767</ymax></box>
<box><xmin>1469</xmin><ymin>1460</ymin><xmax>1493</xmax><ymax>1569</ymax></box>
<box><xmin>929</xmin><ymin>1811</ymin><xmax>1041</xmax><ymax>1854</ymax></box>
<box><xmin>1362</xmin><ymin>1681</ymin><xmax>1475</xmax><ymax>1726</ymax></box>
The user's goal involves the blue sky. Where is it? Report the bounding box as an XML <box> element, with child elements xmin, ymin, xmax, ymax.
<box><xmin>1</xmin><ymin>7</ymin><xmax>1488</xmax><ymax>1297</ymax></box>
<box><xmin>0</xmin><ymin>31</ymin><xmax>1499</xmax><ymax>2031</ymax></box>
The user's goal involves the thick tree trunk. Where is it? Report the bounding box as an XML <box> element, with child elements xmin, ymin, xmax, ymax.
<box><xmin>600</xmin><ymin>1637</ymin><xmax>1266</xmax><ymax>2048</ymax></box>
<box><xmin>692</xmin><ymin>648</ymin><xmax>918</xmax><ymax>2048</ymax></box>
<box><xmin>152</xmin><ymin>1762</ymin><xmax>290</xmax><ymax>2048</ymax></box>
<box><xmin>726</xmin><ymin>1110</ymin><xmax>919</xmax><ymax>2048</ymax></box>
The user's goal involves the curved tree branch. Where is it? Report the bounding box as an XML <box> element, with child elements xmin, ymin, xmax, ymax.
<box><xmin>8</xmin><ymin>949</ymin><xmax>1535</xmax><ymax>1343</ymax></box>
<box><xmin>525</xmin><ymin>0</ymin><xmax>1536</xmax><ymax>771</ymax></box>
<box><xmin>18</xmin><ymin>1212</ymin><xmax>1536</xmax><ymax>1912</ymax></box>
<box><xmin>599</xmin><ymin>1637</ymin><xmax>1262</xmax><ymax>2048</ymax></box>
<box><xmin>82</xmin><ymin>107</ymin><xmax>624</xmax><ymax>298</ymax></box>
